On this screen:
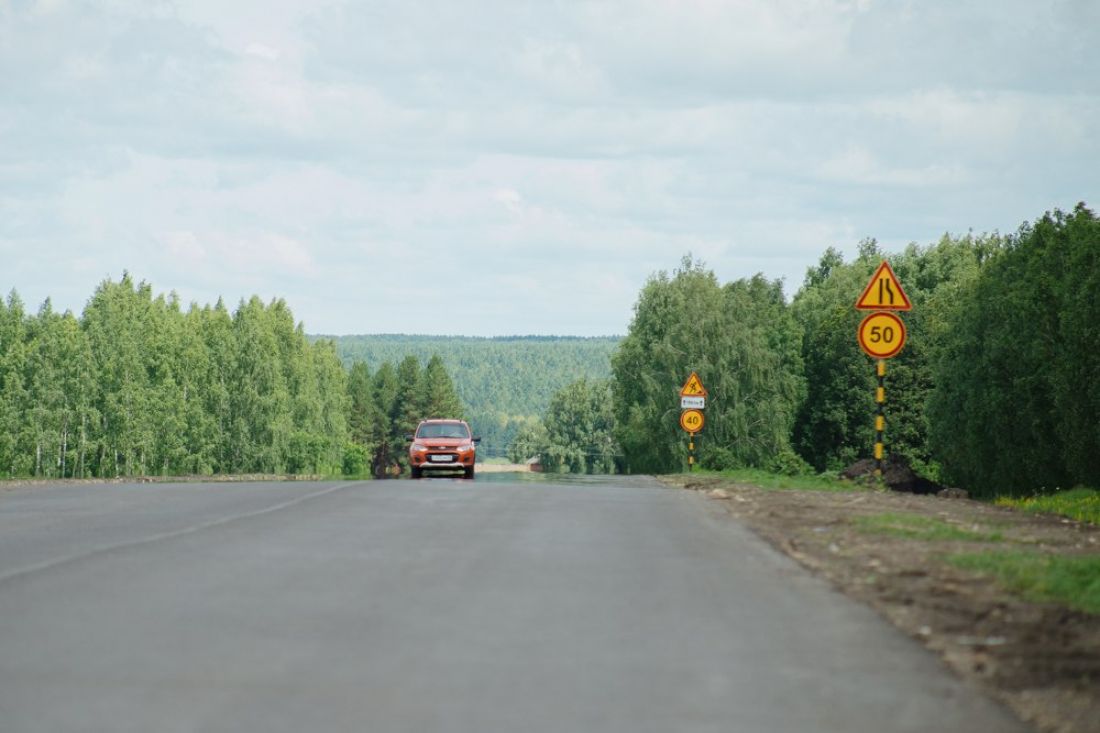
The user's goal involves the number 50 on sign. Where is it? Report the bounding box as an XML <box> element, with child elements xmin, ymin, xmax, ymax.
<box><xmin>858</xmin><ymin>312</ymin><xmax>907</xmax><ymax>359</ymax></box>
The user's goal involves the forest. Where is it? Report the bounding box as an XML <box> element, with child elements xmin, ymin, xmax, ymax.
<box><xmin>0</xmin><ymin>275</ymin><xmax>348</xmax><ymax>478</ymax></box>
<box><xmin>522</xmin><ymin>203</ymin><xmax>1097</xmax><ymax>498</ymax></box>
<box><xmin>2</xmin><ymin>204</ymin><xmax>1096</xmax><ymax>497</ymax></box>
<box><xmin>319</xmin><ymin>334</ymin><xmax>618</xmax><ymax>457</ymax></box>
<box><xmin>0</xmin><ymin>275</ymin><xmax>463</xmax><ymax>479</ymax></box>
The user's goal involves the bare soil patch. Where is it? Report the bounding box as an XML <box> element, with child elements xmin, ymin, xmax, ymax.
<box><xmin>663</xmin><ymin>474</ymin><xmax>1100</xmax><ymax>733</ymax></box>
<box><xmin>475</xmin><ymin>463</ymin><xmax>535</xmax><ymax>474</ymax></box>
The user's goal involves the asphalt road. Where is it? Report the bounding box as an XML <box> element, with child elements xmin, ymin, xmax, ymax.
<box><xmin>0</xmin><ymin>475</ymin><xmax>1029</xmax><ymax>733</ymax></box>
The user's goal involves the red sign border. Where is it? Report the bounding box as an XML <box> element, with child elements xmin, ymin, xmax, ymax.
<box><xmin>680</xmin><ymin>371</ymin><xmax>708</xmax><ymax>397</ymax></box>
<box><xmin>857</xmin><ymin>311</ymin><xmax>907</xmax><ymax>359</ymax></box>
<box><xmin>855</xmin><ymin>261</ymin><xmax>912</xmax><ymax>311</ymax></box>
<box><xmin>680</xmin><ymin>409</ymin><xmax>705</xmax><ymax>434</ymax></box>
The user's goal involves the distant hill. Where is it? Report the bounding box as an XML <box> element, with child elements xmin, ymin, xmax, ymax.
<box><xmin>313</xmin><ymin>334</ymin><xmax>621</xmax><ymax>456</ymax></box>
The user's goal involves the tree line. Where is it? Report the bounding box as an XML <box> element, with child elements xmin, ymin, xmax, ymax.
<box><xmin>345</xmin><ymin>353</ymin><xmax>464</xmax><ymax>477</ymax></box>
<box><xmin>0</xmin><ymin>273</ymin><xmax>463</xmax><ymax>479</ymax></box>
<box><xmin>4</xmin><ymin>203</ymin><xmax>1095</xmax><ymax>496</ymax></box>
<box><xmin>518</xmin><ymin>204</ymin><xmax>1098</xmax><ymax>498</ymax></box>
<box><xmin>321</xmin><ymin>334</ymin><xmax>618</xmax><ymax>457</ymax></box>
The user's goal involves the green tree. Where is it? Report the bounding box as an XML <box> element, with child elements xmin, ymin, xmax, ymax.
<box><xmin>24</xmin><ymin>301</ymin><xmax>97</xmax><ymax>477</ymax></box>
<box><xmin>929</xmin><ymin>205</ymin><xmax>1099</xmax><ymax>495</ymax></box>
<box><xmin>507</xmin><ymin>416</ymin><xmax>548</xmax><ymax>464</ymax></box>
<box><xmin>371</xmin><ymin>361</ymin><xmax>400</xmax><ymax>476</ymax></box>
<box><xmin>394</xmin><ymin>355</ymin><xmax>422</xmax><ymax>414</ymax></box>
<box><xmin>347</xmin><ymin>361</ymin><xmax>376</xmax><ymax>447</ymax></box>
<box><xmin>322</xmin><ymin>334</ymin><xmax>620</xmax><ymax>448</ymax></box>
<box><xmin>392</xmin><ymin>355</ymin><xmax>425</xmax><ymax>469</ymax></box>
<box><xmin>229</xmin><ymin>297</ymin><xmax>292</xmax><ymax>473</ymax></box>
<box><xmin>197</xmin><ymin>299</ymin><xmax>235</xmax><ymax>473</ymax></box>
<box><xmin>419</xmin><ymin>353</ymin><xmax>465</xmax><ymax>419</ymax></box>
<box><xmin>145</xmin><ymin>292</ymin><xmax>190</xmax><ymax>475</ymax></box>
<box><xmin>0</xmin><ymin>292</ymin><xmax>32</xmax><ymax>476</ymax></box>
<box><xmin>612</xmin><ymin>257</ymin><xmax>803</xmax><ymax>473</ymax></box>
<box><xmin>540</xmin><ymin>378</ymin><xmax>619</xmax><ymax>473</ymax></box>
<box><xmin>82</xmin><ymin>274</ymin><xmax>158</xmax><ymax>476</ymax></box>
<box><xmin>0</xmin><ymin>275</ymin><xmax>359</xmax><ymax>479</ymax></box>
<box><xmin>308</xmin><ymin>338</ymin><xmax>349</xmax><ymax>473</ymax></box>
<box><xmin>791</xmin><ymin>236</ymin><xmax>993</xmax><ymax>476</ymax></box>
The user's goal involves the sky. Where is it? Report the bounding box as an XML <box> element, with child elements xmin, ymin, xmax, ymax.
<box><xmin>2</xmin><ymin>0</ymin><xmax>1098</xmax><ymax>336</ymax></box>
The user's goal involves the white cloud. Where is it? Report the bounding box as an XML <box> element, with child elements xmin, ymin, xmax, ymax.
<box><xmin>515</xmin><ymin>39</ymin><xmax>607</xmax><ymax>102</ymax></box>
<box><xmin>162</xmin><ymin>231</ymin><xmax>208</xmax><ymax>265</ymax></box>
<box><xmin>817</xmin><ymin>146</ymin><xmax>972</xmax><ymax>187</ymax></box>
<box><xmin>493</xmin><ymin>188</ymin><xmax>523</xmax><ymax>213</ymax></box>
<box><xmin>243</xmin><ymin>42</ymin><xmax>281</xmax><ymax>62</ymax></box>
<box><xmin>1</xmin><ymin>0</ymin><xmax>1098</xmax><ymax>335</ymax></box>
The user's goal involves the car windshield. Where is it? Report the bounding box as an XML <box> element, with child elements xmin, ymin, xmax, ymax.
<box><xmin>417</xmin><ymin>423</ymin><xmax>470</xmax><ymax>439</ymax></box>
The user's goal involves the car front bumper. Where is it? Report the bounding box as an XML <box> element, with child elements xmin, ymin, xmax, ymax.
<box><xmin>410</xmin><ymin>453</ymin><xmax>475</xmax><ymax>469</ymax></box>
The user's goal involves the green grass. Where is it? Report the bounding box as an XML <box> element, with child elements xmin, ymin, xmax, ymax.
<box><xmin>854</xmin><ymin>512</ymin><xmax>1004</xmax><ymax>542</ymax></box>
<box><xmin>995</xmin><ymin>488</ymin><xmax>1100</xmax><ymax>525</ymax></box>
<box><xmin>693</xmin><ymin>468</ymin><xmax>866</xmax><ymax>492</ymax></box>
<box><xmin>948</xmin><ymin>551</ymin><xmax>1100</xmax><ymax>615</ymax></box>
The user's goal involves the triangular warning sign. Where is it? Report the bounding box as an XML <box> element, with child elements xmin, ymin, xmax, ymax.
<box><xmin>855</xmin><ymin>261</ymin><xmax>912</xmax><ymax>311</ymax></box>
<box><xmin>680</xmin><ymin>371</ymin><xmax>707</xmax><ymax>397</ymax></box>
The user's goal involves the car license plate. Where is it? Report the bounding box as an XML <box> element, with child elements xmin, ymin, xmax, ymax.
<box><xmin>429</xmin><ymin>455</ymin><xmax>452</xmax><ymax>463</ymax></box>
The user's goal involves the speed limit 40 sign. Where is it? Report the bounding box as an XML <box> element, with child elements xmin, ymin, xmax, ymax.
<box><xmin>858</xmin><ymin>311</ymin><xmax>907</xmax><ymax>359</ymax></box>
<box><xmin>680</xmin><ymin>409</ymin><xmax>704</xmax><ymax>434</ymax></box>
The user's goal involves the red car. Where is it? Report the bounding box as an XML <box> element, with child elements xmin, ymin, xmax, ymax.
<box><xmin>407</xmin><ymin>419</ymin><xmax>480</xmax><ymax>479</ymax></box>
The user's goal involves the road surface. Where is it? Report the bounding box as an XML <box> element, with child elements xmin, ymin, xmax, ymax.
<box><xmin>0</xmin><ymin>475</ymin><xmax>1029</xmax><ymax>732</ymax></box>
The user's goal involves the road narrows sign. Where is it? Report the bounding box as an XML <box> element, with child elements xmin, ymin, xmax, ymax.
<box><xmin>857</xmin><ymin>311</ymin><xmax>907</xmax><ymax>359</ymax></box>
<box><xmin>680</xmin><ymin>409</ymin><xmax>704</xmax><ymax>434</ymax></box>
<box><xmin>855</xmin><ymin>261</ymin><xmax>912</xmax><ymax>311</ymax></box>
<box><xmin>680</xmin><ymin>372</ymin><xmax>707</xmax><ymax>397</ymax></box>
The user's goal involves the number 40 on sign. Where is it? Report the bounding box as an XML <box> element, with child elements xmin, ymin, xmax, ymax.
<box><xmin>680</xmin><ymin>409</ymin><xmax>704</xmax><ymax>434</ymax></box>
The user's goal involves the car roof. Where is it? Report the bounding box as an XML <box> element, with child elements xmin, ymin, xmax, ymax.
<box><xmin>418</xmin><ymin>418</ymin><xmax>466</xmax><ymax>424</ymax></box>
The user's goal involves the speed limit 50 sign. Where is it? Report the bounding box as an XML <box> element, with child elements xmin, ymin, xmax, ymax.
<box><xmin>858</xmin><ymin>311</ymin><xmax>907</xmax><ymax>359</ymax></box>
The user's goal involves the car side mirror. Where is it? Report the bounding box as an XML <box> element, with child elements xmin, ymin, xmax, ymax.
<box><xmin>404</xmin><ymin>434</ymin><xmax>414</xmax><ymax>442</ymax></box>
<box><xmin>473</xmin><ymin>437</ymin><xmax>482</xmax><ymax>444</ymax></box>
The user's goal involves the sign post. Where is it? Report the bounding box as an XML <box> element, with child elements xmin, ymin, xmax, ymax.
<box><xmin>855</xmin><ymin>262</ymin><xmax>911</xmax><ymax>477</ymax></box>
<box><xmin>679</xmin><ymin>372</ymin><xmax>707</xmax><ymax>471</ymax></box>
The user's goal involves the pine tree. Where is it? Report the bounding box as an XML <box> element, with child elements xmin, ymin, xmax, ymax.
<box><xmin>371</xmin><ymin>361</ymin><xmax>400</xmax><ymax>476</ymax></box>
<box><xmin>392</xmin><ymin>355</ymin><xmax>424</xmax><ymax>472</ymax></box>
<box><xmin>419</xmin><ymin>354</ymin><xmax>464</xmax><ymax>419</ymax></box>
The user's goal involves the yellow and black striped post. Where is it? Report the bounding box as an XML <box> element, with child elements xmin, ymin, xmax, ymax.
<box><xmin>874</xmin><ymin>359</ymin><xmax>886</xmax><ymax>476</ymax></box>
<box><xmin>688</xmin><ymin>437</ymin><xmax>695</xmax><ymax>471</ymax></box>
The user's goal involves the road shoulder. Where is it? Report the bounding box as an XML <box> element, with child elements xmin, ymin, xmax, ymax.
<box><xmin>661</xmin><ymin>474</ymin><xmax>1100</xmax><ymax>733</ymax></box>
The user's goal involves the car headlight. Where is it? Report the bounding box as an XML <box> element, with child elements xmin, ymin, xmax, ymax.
<box><xmin>411</xmin><ymin>444</ymin><xmax>429</xmax><ymax>453</ymax></box>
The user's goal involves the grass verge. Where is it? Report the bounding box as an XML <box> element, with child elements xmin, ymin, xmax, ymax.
<box><xmin>995</xmin><ymin>487</ymin><xmax>1100</xmax><ymax>525</ymax></box>
<box><xmin>694</xmin><ymin>468</ymin><xmax>865</xmax><ymax>492</ymax></box>
<box><xmin>948</xmin><ymin>551</ymin><xmax>1100</xmax><ymax>615</ymax></box>
<box><xmin>855</xmin><ymin>512</ymin><xmax>1004</xmax><ymax>542</ymax></box>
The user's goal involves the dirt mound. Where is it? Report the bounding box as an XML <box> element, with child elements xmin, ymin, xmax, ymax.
<box><xmin>841</xmin><ymin>455</ymin><xmax>945</xmax><ymax>495</ymax></box>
